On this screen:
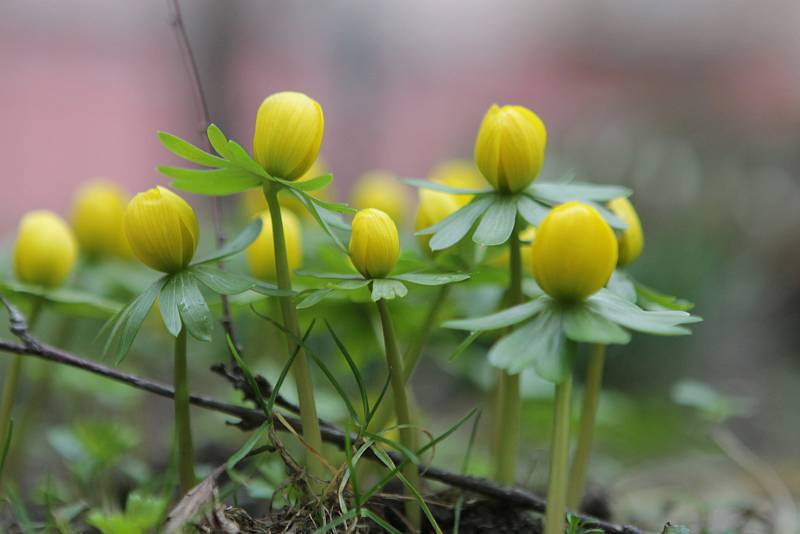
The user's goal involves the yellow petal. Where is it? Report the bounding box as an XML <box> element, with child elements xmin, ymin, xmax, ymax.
<box><xmin>252</xmin><ymin>91</ymin><xmax>325</xmax><ymax>181</ymax></box>
<box><xmin>349</xmin><ymin>208</ymin><xmax>400</xmax><ymax>279</ymax></box>
<box><xmin>124</xmin><ymin>186</ymin><xmax>199</xmax><ymax>273</ymax></box>
<box><xmin>532</xmin><ymin>202</ymin><xmax>617</xmax><ymax>302</ymax></box>
<box><xmin>607</xmin><ymin>197</ymin><xmax>644</xmax><ymax>267</ymax></box>
<box><xmin>474</xmin><ymin>104</ymin><xmax>547</xmax><ymax>193</ymax></box>
<box><xmin>71</xmin><ymin>181</ymin><xmax>131</xmax><ymax>258</ymax></box>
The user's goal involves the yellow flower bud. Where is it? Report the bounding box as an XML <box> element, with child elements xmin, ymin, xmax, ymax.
<box><xmin>474</xmin><ymin>104</ymin><xmax>547</xmax><ymax>193</ymax></box>
<box><xmin>351</xmin><ymin>171</ymin><xmax>409</xmax><ymax>224</ymax></box>
<box><xmin>71</xmin><ymin>181</ymin><xmax>131</xmax><ymax>258</ymax></box>
<box><xmin>349</xmin><ymin>208</ymin><xmax>400</xmax><ymax>279</ymax></box>
<box><xmin>414</xmin><ymin>188</ymin><xmax>461</xmax><ymax>255</ymax></box>
<box><xmin>123</xmin><ymin>186</ymin><xmax>199</xmax><ymax>273</ymax></box>
<box><xmin>246</xmin><ymin>209</ymin><xmax>303</xmax><ymax>280</ymax></box>
<box><xmin>531</xmin><ymin>202</ymin><xmax>617</xmax><ymax>302</ymax></box>
<box><xmin>252</xmin><ymin>91</ymin><xmax>324</xmax><ymax>181</ymax></box>
<box><xmin>429</xmin><ymin>160</ymin><xmax>488</xmax><ymax>208</ymax></box>
<box><xmin>13</xmin><ymin>211</ymin><xmax>78</xmax><ymax>288</ymax></box>
<box><xmin>243</xmin><ymin>158</ymin><xmax>330</xmax><ymax>220</ymax></box>
<box><xmin>607</xmin><ymin>197</ymin><xmax>644</xmax><ymax>267</ymax></box>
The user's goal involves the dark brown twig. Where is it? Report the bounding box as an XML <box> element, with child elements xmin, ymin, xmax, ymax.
<box><xmin>0</xmin><ymin>334</ymin><xmax>642</xmax><ymax>534</ymax></box>
<box><xmin>166</xmin><ymin>0</ymin><xmax>240</xmax><ymax>355</ymax></box>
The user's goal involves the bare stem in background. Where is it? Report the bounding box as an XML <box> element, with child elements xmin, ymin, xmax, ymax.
<box><xmin>167</xmin><ymin>0</ymin><xmax>240</xmax><ymax>354</ymax></box>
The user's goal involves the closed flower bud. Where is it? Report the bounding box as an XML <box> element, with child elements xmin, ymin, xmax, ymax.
<box><xmin>474</xmin><ymin>104</ymin><xmax>547</xmax><ymax>193</ymax></box>
<box><xmin>124</xmin><ymin>186</ymin><xmax>199</xmax><ymax>273</ymax></box>
<box><xmin>607</xmin><ymin>197</ymin><xmax>644</xmax><ymax>267</ymax></box>
<box><xmin>532</xmin><ymin>202</ymin><xmax>617</xmax><ymax>302</ymax></box>
<box><xmin>349</xmin><ymin>208</ymin><xmax>400</xmax><ymax>278</ymax></box>
<box><xmin>429</xmin><ymin>160</ymin><xmax>488</xmax><ymax>208</ymax></box>
<box><xmin>252</xmin><ymin>91</ymin><xmax>324</xmax><ymax>181</ymax></box>
<box><xmin>246</xmin><ymin>208</ymin><xmax>303</xmax><ymax>280</ymax></box>
<box><xmin>71</xmin><ymin>181</ymin><xmax>131</xmax><ymax>258</ymax></box>
<box><xmin>414</xmin><ymin>189</ymin><xmax>461</xmax><ymax>255</ymax></box>
<box><xmin>351</xmin><ymin>171</ymin><xmax>409</xmax><ymax>224</ymax></box>
<box><xmin>14</xmin><ymin>211</ymin><xmax>78</xmax><ymax>288</ymax></box>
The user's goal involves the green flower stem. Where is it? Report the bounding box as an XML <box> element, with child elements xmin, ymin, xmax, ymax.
<box><xmin>545</xmin><ymin>373</ymin><xmax>573</xmax><ymax>534</ymax></box>
<box><xmin>264</xmin><ymin>185</ymin><xmax>326</xmax><ymax>489</ymax></box>
<box><xmin>174</xmin><ymin>327</ymin><xmax>196</xmax><ymax>494</ymax></box>
<box><xmin>376</xmin><ymin>297</ymin><xmax>422</xmax><ymax>530</ymax></box>
<box><xmin>566</xmin><ymin>343</ymin><xmax>606</xmax><ymax>509</ymax></box>
<box><xmin>0</xmin><ymin>299</ymin><xmax>43</xmax><ymax>485</ymax></box>
<box><xmin>370</xmin><ymin>284</ymin><xmax>450</xmax><ymax>432</ymax></box>
<box><xmin>495</xmin><ymin>224</ymin><xmax>523</xmax><ymax>484</ymax></box>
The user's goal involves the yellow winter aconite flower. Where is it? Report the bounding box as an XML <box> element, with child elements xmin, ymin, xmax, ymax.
<box><xmin>14</xmin><ymin>211</ymin><xmax>78</xmax><ymax>288</ymax></box>
<box><xmin>351</xmin><ymin>171</ymin><xmax>409</xmax><ymax>225</ymax></box>
<box><xmin>71</xmin><ymin>181</ymin><xmax>131</xmax><ymax>258</ymax></box>
<box><xmin>414</xmin><ymin>188</ymin><xmax>461</xmax><ymax>255</ymax></box>
<box><xmin>123</xmin><ymin>186</ymin><xmax>199</xmax><ymax>274</ymax></box>
<box><xmin>242</xmin><ymin>158</ymin><xmax>329</xmax><ymax>219</ymax></box>
<box><xmin>474</xmin><ymin>104</ymin><xmax>547</xmax><ymax>193</ymax></box>
<box><xmin>429</xmin><ymin>160</ymin><xmax>488</xmax><ymax>208</ymax></box>
<box><xmin>252</xmin><ymin>91</ymin><xmax>324</xmax><ymax>181</ymax></box>
<box><xmin>532</xmin><ymin>202</ymin><xmax>617</xmax><ymax>302</ymax></box>
<box><xmin>349</xmin><ymin>208</ymin><xmax>400</xmax><ymax>279</ymax></box>
<box><xmin>246</xmin><ymin>209</ymin><xmax>303</xmax><ymax>281</ymax></box>
<box><xmin>607</xmin><ymin>197</ymin><xmax>644</xmax><ymax>267</ymax></box>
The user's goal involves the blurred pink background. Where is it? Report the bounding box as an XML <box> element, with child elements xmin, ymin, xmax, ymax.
<box><xmin>2</xmin><ymin>0</ymin><xmax>799</xmax><ymax>232</ymax></box>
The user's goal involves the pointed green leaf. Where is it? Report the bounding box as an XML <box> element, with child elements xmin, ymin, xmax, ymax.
<box><xmin>529</xmin><ymin>181</ymin><xmax>631</xmax><ymax>203</ymax></box>
<box><xmin>195</xmin><ymin>218</ymin><xmax>263</xmax><ymax>264</ymax></box>
<box><xmin>291</xmin><ymin>174</ymin><xmax>333</xmax><ymax>192</ymax></box>
<box><xmin>635</xmin><ymin>282</ymin><xmax>694</xmax><ymax>311</ymax></box>
<box><xmin>488</xmin><ymin>306</ymin><xmax>574</xmax><ymax>382</ymax></box>
<box><xmin>588</xmin><ymin>289</ymin><xmax>701</xmax><ymax>336</ymax></box>
<box><xmin>163</xmin><ymin>167</ymin><xmax>263</xmax><ymax>195</ymax></box>
<box><xmin>175</xmin><ymin>272</ymin><xmax>213</xmax><ymax>342</ymax></box>
<box><xmin>390</xmin><ymin>272</ymin><xmax>469</xmax><ymax>286</ymax></box>
<box><xmin>562</xmin><ymin>302</ymin><xmax>631</xmax><ymax>344</ymax></box>
<box><xmin>102</xmin><ymin>277</ymin><xmax>167</xmax><ymax>362</ymax></box>
<box><xmin>296</xmin><ymin>288</ymin><xmax>335</xmax><ymax>310</ymax></box>
<box><xmin>295</xmin><ymin>271</ymin><xmax>362</xmax><ymax>280</ymax></box>
<box><xmin>290</xmin><ymin>190</ymin><xmax>349</xmax><ymax>252</ymax></box>
<box><xmin>421</xmin><ymin>196</ymin><xmax>494</xmax><ymax>251</ymax></box>
<box><xmin>206</xmin><ymin>124</ymin><xmax>232</xmax><ymax>159</ymax></box>
<box><xmin>308</xmin><ymin>195</ymin><xmax>357</xmax><ymax>215</ymax></box>
<box><xmin>607</xmin><ymin>270</ymin><xmax>637</xmax><ymax>302</ymax></box>
<box><xmin>370</xmin><ymin>279</ymin><xmax>407</xmax><ymax>301</ymax></box>
<box><xmin>443</xmin><ymin>299</ymin><xmax>548</xmax><ymax>331</ymax></box>
<box><xmin>325</xmin><ymin>320</ymin><xmax>370</xmax><ymax>424</ymax></box>
<box><xmin>158</xmin><ymin>275</ymin><xmax>182</xmax><ymax>337</ymax></box>
<box><xmin>517</xmin><ymin>194</ymin><xmax>550</xmax><ymax>226</ymax></box>
<box><xmin>587</xmin><ymin>201</ymin><xmax>627</xmax><ymax>230</ymax></box>
<box><xmin>188</xmin><ymin>265</ymin><xmax>255</xmax><ymax>296</ymax></box>
<box><xmin>0</xmin><ymin>280</ymin><xmax>122</xmax><ymax>318</ymax></box>
<box><xmin>472</xmin><ymin>196</ymin><xmax>518</xmax><ymax>246</ymax></box>
<box><xmin>157</xmin><ymin>131</ymin><xmax>226</xmax><ymax>167</ymax></box>
<box><xmin>448</xmin><ymin>331</ymin><xmax>482</xmax><ymax>361</ymax></box>
<box><xmin>225</xmin><ymin>139</ymin><xmax>271</xmax><ymax>178</ymax></box>
<box><xmin>403</xmin><ymin>177</ymin><xmax>492</xmax><ymax>195</ymax></box>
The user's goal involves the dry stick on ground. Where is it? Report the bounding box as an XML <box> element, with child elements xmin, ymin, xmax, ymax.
<box><xmin>167</xmin><ymin>0</ymin><xmax>240</xmax><ymax>355</ymax></box>
<box><xmin>0</xmin><ymin>302</ymin><xmax>643</xmax><ymax>534</ymax></box>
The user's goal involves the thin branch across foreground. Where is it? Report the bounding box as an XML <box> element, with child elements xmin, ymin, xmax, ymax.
<box><xmin>0</xmin><ymin>297</ymin><xmax>643</xmax><ymax>534</ymax></box>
